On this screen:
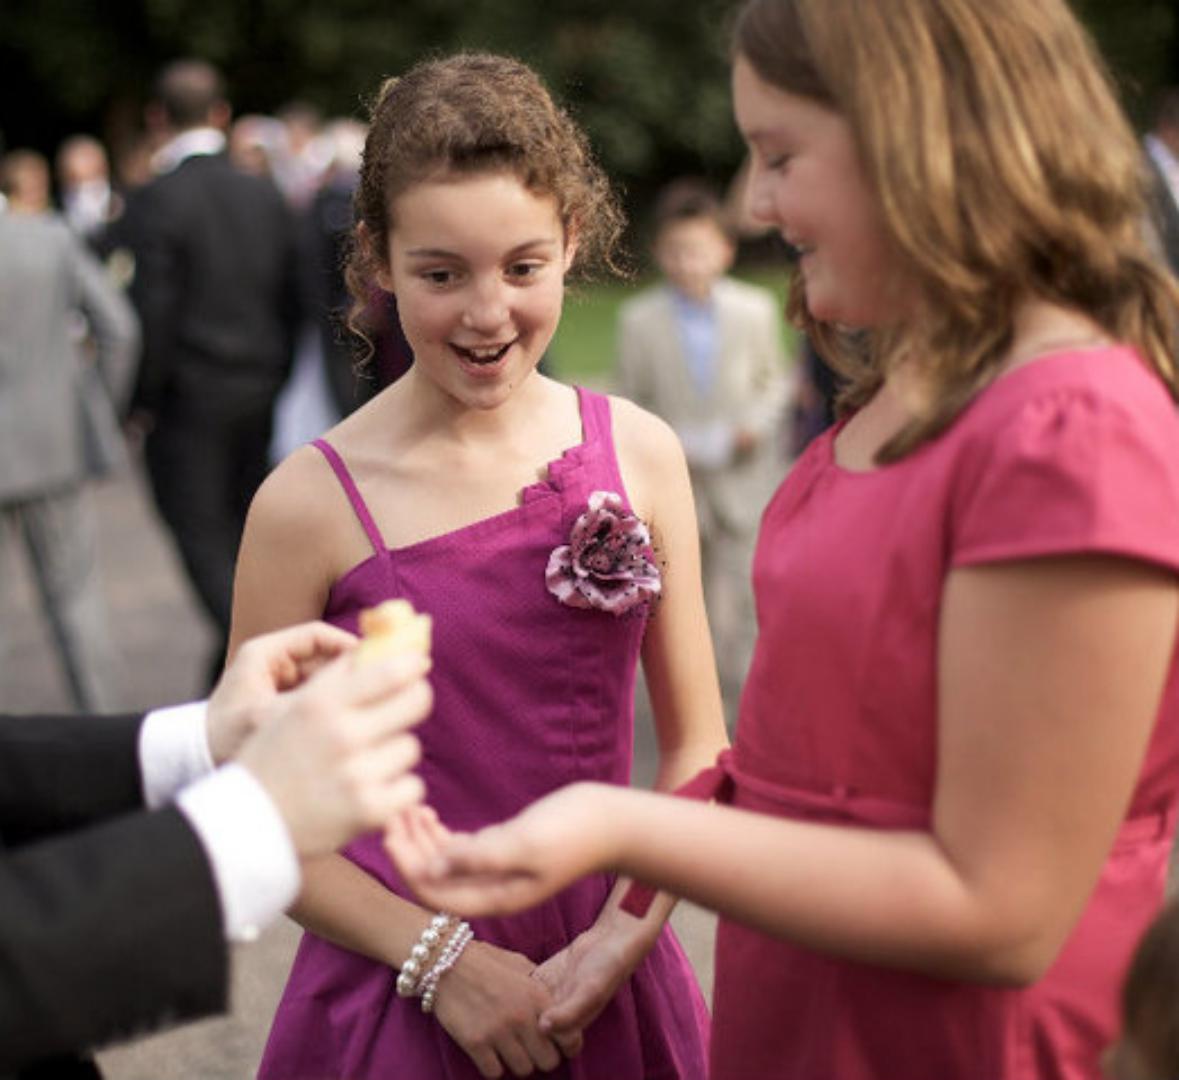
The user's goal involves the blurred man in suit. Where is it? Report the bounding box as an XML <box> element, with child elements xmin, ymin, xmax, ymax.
<box><xmin>1</xmin><ymin>619</ymin><xmax>429</xmax><ymax>1079</ymax></box>
<box><xmin>125</xmin><ymin>59</ymin><xmax>299</xmax><ymax>687</ymax></box>
<box><xmin>0</xmin><ymin>148</ymin><xmax>139</xmax><ymax>711</ymax></box>
<box><xmin>616</xmin><ymin>179</ymin><xmax>788</xmax><ymax>718</ymax></box>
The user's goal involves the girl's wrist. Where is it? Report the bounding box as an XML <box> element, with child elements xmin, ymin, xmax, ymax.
<box><xmin>600</xmin><ymin>785</ymin><xmax>647</xmax><ymax>876</ymax></box>
<box><xmin>394</xmin><ymin>912</ymin><xmax>476</xmax><ymax>1013</ymax></box>
<box><xmin>597</xmin><ymin>898</ymin><xmax>662</xmax><ymax>961</ymax></box>
<box><xmin>557</xmin><ymin>780</ymin><xmax>631</xmax><ymax>871</ymax></box>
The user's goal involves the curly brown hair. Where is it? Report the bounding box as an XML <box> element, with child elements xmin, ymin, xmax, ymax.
<box><xmin>346</xmin><ymin>52</ymin><xmax>626</xmax><ymax>352</ymax></box>
<box><xmin>733</xmin><ymin>0</ymin><xmax>1179</xmax><ymax>462</ymax></box>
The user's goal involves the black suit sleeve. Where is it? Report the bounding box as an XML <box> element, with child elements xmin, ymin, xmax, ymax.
<box><xmin>125</xmin><ymin>181</ymin><xmax>185</xmax><ymax>416</ymax></box>
<box><xmin>0</xmin><ymin>715</ymin><xmax>228</xmax><ymax>1070</ymax></box>
<box><xmin>0</xmin><ymin>807</ymin><xmax>226</xmax><ymax>1070</ymax></box>
<box><xmin>0</xmin><ymin>714</ymin><xmax>144</xmax><ymax>844</ymax></box>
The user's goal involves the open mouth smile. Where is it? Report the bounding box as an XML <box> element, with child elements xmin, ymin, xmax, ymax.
<box><xmin>451</xmin><ymin>341</ymin><xmax>514</xmax><ymax>365</ymax></box>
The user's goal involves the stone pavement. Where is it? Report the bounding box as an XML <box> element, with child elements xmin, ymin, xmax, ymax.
<box><xmin>1</xmin><ymin>461</ymin><xmax>716</xmax><ymax>1079</ymax></box>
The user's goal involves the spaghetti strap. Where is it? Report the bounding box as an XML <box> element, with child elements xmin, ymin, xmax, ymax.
<box><xmin>576</xmin><ymin>385</ymin><xmax>610</xmax><ymax>443</ymax></box>
<box><xmin>575</xmin><ymin>385</ymin><xmax>628</xmax><ymax>502</ymax></box>
<box><xmin>310</xmin><ymin>438</ymin><xmax>387</xmax><ymax>556</ymax></box>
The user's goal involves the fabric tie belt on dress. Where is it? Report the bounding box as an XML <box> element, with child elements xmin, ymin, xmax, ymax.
<box><xmin>620</xmin><ymin>750</ymin><xmax>1175</xmax><ymax>916</ymax></box>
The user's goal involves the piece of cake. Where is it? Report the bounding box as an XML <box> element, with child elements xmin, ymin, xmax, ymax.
<box><xmin>357</xmin><ymin>599</ymin><xmax>433</xmax><ymax>664</ymax></box>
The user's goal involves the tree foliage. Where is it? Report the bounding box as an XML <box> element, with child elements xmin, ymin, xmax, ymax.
<box><xmin>1072</xmin><ymin>0</ymin><xmax>1179</xmax><ymax>126</ymax></box>
<box><xmin>2</xmin><ymin>0</ymin><xmax>1176</xmax><ymax>214</ymax></box>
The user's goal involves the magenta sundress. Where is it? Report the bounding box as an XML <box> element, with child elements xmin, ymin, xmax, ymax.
<box><xmin>258</xmin><ymin>386</ymin><xmax>710</xmax><ymax>1079</ymax></box>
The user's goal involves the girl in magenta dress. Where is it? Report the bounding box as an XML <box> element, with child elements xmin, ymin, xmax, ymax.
<box><xmin>229</xmin><ymin>53</ymin><xmax>724</xmax><ymax>1079</ymax></box>
<box><xmin>390</xmin><ymin>3</ymin><xmax>1179</xmax><ymax>1079</ymax></box>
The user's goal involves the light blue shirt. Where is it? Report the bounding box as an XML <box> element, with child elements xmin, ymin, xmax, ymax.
<box><xmin>670</xmin><ymin>288</ymin><xmax>719</xmax><ymax>397</ymax></box>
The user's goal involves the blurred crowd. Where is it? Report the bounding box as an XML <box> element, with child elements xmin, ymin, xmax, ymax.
<box><xmin>0</xmin><ymin>58</ymin><xmax>802</xmax><ymax>721</ymax></box>
<box><xmin>6</xmin><ymin>86</ymin><xmax>414</xmax><ymax>418</ymax></box>
<box><xmin>0</xmin><ymin>61</ymin><xmax>412</xmax><ymax>710</ymax></box>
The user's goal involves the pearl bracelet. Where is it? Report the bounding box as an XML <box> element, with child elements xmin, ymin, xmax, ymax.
<box><xmin>396</xmin><ymin>912</ymin><xmax>456</xmax><ymax>998</ymax></box>
<box><xmin>419</xmin><ymin>921</ymin><xmax>474</xmax><ymax>1014</ymax></box>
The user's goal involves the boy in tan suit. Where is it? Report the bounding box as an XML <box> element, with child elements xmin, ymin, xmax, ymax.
<box><xmin>615</xmin><ymin>179</ymin><xmax>788</xmax><ymax>718</ymax></box>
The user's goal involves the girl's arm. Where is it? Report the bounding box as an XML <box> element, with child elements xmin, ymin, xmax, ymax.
<box><xmin>614</xmin><ymin>397</ymin><xmax>730</xmax><ymax>790</ymax></box>
<box><xmin>530</xmin><ymin>400</ymin><xmax>729</xmax><ymax>1034</ymax></box>
<box><xmin>396</xmin><ymin>554</ymin><xmax>1178</xmax><ymax>985</ymax></box>
<box><xmin>228</xmin><ymin>448</ymin><xmax>354</xmax><ymax>658</ymax></box>
<box><xmin>229</xmin><ymin>450</ymin><xmax>567</xmax><ymax>1076</ymax></box>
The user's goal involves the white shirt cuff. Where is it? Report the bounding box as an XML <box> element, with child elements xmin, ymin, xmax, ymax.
<box><xmin>175</xmin><ymin>764</ymin><xmax>301</xmax><ymax>944</ymax></box>
<box><xmin>139</xmin><ymin>701</ymin><xmax>215</xmax><ymax>809</ymax></box>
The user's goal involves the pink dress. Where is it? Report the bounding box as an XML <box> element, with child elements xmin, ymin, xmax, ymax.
<box><xmin>258</xmin><ymin>387</ymin><xmax>710</xmax><ymax>1079</ymax></box>
<box><xmin>712</xmin><ymin>347</ymin><xmax>1179</xmax><ymax>1079</ymax></box>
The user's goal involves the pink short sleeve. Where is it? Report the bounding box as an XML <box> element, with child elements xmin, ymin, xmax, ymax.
<box><xmin>952</xmin><ymin>371</ymin><xmax>1179</xmax><ymax>573</ymax></box>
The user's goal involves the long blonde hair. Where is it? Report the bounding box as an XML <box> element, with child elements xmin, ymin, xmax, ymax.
<box><xmin>734</xmin><ymin>0</ymin><xmax>1179</xmax><ymax>460</ymax></box>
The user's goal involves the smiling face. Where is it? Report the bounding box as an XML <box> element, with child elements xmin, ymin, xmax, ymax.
<box><xmin>377</xmin><ymin>171</ymin><xmax>574</xmax><ymax>410</ymax></box>
<box><xmin>732</xmin><ymin>55</ymin><xmax>908</xmax><ymax>328</ymax></box>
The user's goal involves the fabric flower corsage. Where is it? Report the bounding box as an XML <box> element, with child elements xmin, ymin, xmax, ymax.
<box><xmin>546</xmin><ymin>490</ymin><xmax>662</xmax><ymax>615</ymax></box>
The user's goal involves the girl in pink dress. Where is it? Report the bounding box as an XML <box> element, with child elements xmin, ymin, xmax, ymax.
<box><xmin>230</xmin><ymin>52</ymin><xmax>724</xmax><ymax>1080</ymax></box>
<box><xmin>391</xmin><ymin>3</ymin><xmax>1179</xmax><ymax>1079</ymax></box>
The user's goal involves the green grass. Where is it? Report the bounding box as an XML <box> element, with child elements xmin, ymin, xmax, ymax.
<box><xmin>548</xmin><ymin>266</ymin><xmax>797</xmax><ymax>385</ymax></box>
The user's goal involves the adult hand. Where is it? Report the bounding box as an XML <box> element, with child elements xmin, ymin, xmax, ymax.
<box><xmin>531</xmin><ymin>905</ymin><xmax>656</xmax><ymax>1050</ymax></box>
<box><xmin>433</xmin><ymin>939</ymin><xmax>564</xmax><ymax>1077</ymax></box>
<box><xmin>237</xmin><ymin>647</ymin><xmax>431</xmax><ymax>857</ymax></box>
<box><xmin>206</xmin><ymin>620</ymin><xmax>357</xmax><ymax>764</ymax></box>
<box><xmin>387</xmin><ymin>783</ymin><xmax>618</xmax><ymax>918</ymax></box>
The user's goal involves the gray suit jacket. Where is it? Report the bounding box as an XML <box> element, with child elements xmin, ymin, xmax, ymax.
<box><xmin>0</xmin><ymin>213</ymin><xmax>139</xmax><ymax>502</ymax></box>
<box><xmin>615</xmin><ymin>277</ymin><xmax>788</xmax><ymax>536</ymax></box>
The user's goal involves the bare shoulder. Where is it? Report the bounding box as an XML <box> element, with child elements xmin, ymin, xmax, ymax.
<box><xmin>610</xmin><ymin>394</ymin><xmax>683</xmax><ymax>468</ymax></box>
<box><xmin>608</xmin><ymin>394</ymin><xmax>690</xmax><ymax>522</ymax></box>
<box><xmin>228</xmin><ymin>444</ymin><xmax>349</xmax><ymax>648</ymax></box>
<box><xmin>250</xmin><ymin>445</ymin><xmax>330</xmax><ymax>526</ymax></box>
<box><xmin>244</xmin><ymin>443</ymin><xmax>359</xmax><ymax>569</ymax></box>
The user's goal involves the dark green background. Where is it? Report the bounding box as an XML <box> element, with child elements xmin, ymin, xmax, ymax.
<box><xmin>3</xmin><ymin>0</ymin><xmax>1176</xmax><ymax>225</ymax></box>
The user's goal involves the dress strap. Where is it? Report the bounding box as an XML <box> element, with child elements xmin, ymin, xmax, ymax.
<box><xmin>310</xmin><ymin>438</ymin><xmax>387</xmax><ymax>556</ymax></box>
<box><xmin>575</xmin><ymin>385</ymin><xmax>629</xmax><ymax>503</ymax></box>
<box><xmin>576</xmin><ymin>385</ymin><xmax>610</xmax><ymax>443</ymax></box>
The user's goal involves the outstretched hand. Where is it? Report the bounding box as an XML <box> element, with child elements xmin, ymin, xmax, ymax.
<box><xmin>385</xmin><ymin>783</ymin><xmax>619</xmax><ymax>918</ymax></box>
